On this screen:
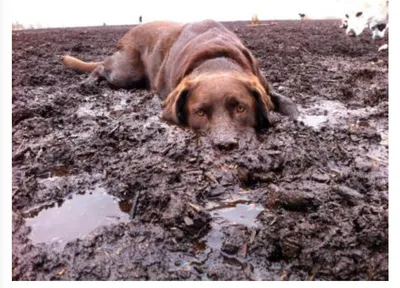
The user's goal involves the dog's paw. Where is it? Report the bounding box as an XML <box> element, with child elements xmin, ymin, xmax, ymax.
<box><xmin>74</xmin><ymin>77</ymin><xmax>102</xmax><ymax>95</ymax></box>
<box><xmin>270</xmin><ymin>91</ymin><xmax>300</xmax><ymax>120</ymax></box>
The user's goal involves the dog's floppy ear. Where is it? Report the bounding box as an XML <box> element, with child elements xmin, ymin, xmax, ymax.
<box><xmin>161</xmin><ymin>79</ymin><xmax>191</xmax><ymax>125</ymax></box>
<box><xmin>240</xmin><ymin>75</ymin><xmax>275</xmax><ymax>130</ymax></box>
<box><xmin>240</xmin><ymin>49</ymin><xmax>300</xmax><ymax>119</ymax></box>
<box><xmin>252</xmin><ymin>88</ymin><xmax>271</xmax><ymax>130</ymax></box>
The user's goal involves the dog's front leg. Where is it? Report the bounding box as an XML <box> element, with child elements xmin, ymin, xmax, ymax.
<box><xmin>269</xmin><ymin>90</ymin><xmax>300</xmax><ymax>119</ymax></box>
<box><xmin>79</xmin><ymin>64</ymin><xmax>105</xmax><ymax>87</ymax></box>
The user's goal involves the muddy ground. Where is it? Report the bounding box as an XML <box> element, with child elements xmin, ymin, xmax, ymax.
<box><xmin>12</xmin><ymin>20</ymin><xmax>388</xmax><ymax>280</ymax></box>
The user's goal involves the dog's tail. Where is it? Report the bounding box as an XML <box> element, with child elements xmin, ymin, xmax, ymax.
<box><xmin>62</xmin><ymin>55</ymin><xmax>103</xmax><ymax>73</ymax></box>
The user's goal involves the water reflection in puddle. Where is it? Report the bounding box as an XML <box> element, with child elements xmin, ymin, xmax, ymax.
<box><xmin>25</xmin><ymin>187</ymin><xmax>131</xmax><ymax>249</ymax></box>
<box><xmin>194</xmin><ymin>199</ymin><xmax>264</xmax><ymax>252</ymax></box>
<box><xmin>208</xmin><ymin>200</ymin><xmax>264</xmax><ymax>228</ymax></box>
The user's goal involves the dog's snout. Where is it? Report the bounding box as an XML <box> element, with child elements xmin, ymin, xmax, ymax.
<box><xmin>347</xmin><ymin>30</ymin><xmax>356</xmax><ymax>37</ymax></box>
<box><xmin>211</xmin><ymin>129</ymin><xmax>239</xmax><ymax>150</ymax></box>
<box><xmin>214</xmin><ymin>138</ymin><xmax>239</xmax><ymax>151</ymax></box>
<box><xmin>210</xmin><ymin>123</ymin><xmax>239</xmax><ymax>151</ymax></box>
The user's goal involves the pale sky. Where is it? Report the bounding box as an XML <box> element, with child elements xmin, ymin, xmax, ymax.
<box><xmin>12</xmin><ymin>0</ymin><xmax>350</xmax><ymax>28</ymax></box>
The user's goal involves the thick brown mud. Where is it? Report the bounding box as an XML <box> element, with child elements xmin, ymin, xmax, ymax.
<box><xmin>12</xmin><ymin>20</ymin><xmax>388</xmax><ymax>280</ymax></box>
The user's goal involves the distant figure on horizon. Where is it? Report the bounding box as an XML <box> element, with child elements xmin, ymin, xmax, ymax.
<box><xmin>139</xmin><ymin>15</ymin><xmax>143</xmax><ymax>24</ymax></box>
<box><xmin>251</xmin><ymin>14</ymin><xmax>259</xmax><ymax>25</ymax></box>
<box><xmin>299</xmin><ymin>13</ymin><xmax>307</xmax><ymax>20</ymax></box>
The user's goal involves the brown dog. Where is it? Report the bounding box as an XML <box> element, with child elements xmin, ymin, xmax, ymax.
<box><xmin>62</xmin><ymin>20</ymin><xmax>298</xmax><ymax>150</ymax></box>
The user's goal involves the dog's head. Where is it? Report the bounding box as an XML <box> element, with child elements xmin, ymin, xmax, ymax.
<box><xmin>369</xmin><ymin>19</ymin><xmax>388</xmax><ymax>40</ymax></box>
<box><xmin>343</xmin><ymin>0</ymin><xmax>388</xmax><ymax>38</ymax></box>
<box><xmin>162</xmin><ymin>72</ymin><xmax>293</xmax><ymax>150</ymax></box>
<box><xmin>345</xmin><ymin>11</ymin><xmax>369</xmax><ymax>37</ymax></box>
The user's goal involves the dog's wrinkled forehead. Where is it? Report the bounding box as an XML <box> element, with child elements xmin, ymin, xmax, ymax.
<box><xmin>192</xmin><ymin>74</ymin><xmax>253</xmax><ymax>97</ymax></box>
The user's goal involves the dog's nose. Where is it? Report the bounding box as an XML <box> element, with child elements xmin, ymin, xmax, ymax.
<box><xmin>347</xmin><ymin>30</ymin><xmax>356</xmax><ymax>37</ymax></box>
<box><xmin>210</xmin><ymin>122</ymin><xmax>240</xmax><ymax>151</ymax></box>
<box><xmin>213</xmin><ymin>138</ymin><xmax>239</xmax><ymax>151</ymax></box>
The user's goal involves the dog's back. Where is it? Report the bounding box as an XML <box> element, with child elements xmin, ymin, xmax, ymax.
<box><xmin>62</xmin><ymin>20</ymin><xmax>260</xmax><ymax>97</ymax></box>
<box><xmin>154</xmin><ymin>20</ymin><xmax>262</xmax><ymax>97</ymax></box>
<box><xmin>117</xmin><ymin>21</ymin><xmax>184</xmax><ymax>53</ymax></box>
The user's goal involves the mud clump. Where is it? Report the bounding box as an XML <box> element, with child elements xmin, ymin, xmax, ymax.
<box><xmin>12</xmin><ymin>20</ymin><xmax>387</xmax><ymax>280</ymax></box>
<box><xmin>266</xmin><ymin>184</ymin><xmax>320</xmax><ymax>212</ymax></box>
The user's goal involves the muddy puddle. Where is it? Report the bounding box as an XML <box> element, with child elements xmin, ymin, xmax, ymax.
<box><xmin>25</xmin><ymin>187</ymin><xmax>131</xmax><ymax>250</ymax></box>
<box><xmin>207</xmin><ymin>199</ymin><xmax>264</xmax><ymax>228</ymax></box>
<box><xmin>199</xmin><ymin>198</ymin><xmax>264</xmax><ymax>252</ymax></box>
<box><xmin>298</xmin><ymin>99</ymin><xmax>387</xmax><ymax>134</ymax></box>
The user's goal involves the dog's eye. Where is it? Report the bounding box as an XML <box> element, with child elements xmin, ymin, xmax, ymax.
<box><xmin>356</xmin><ymin>11</ymin><xmax>363</xmax><ymax>17</ymax></box>
<box><xmin>195</xmin><ymin>109</ymin><xmax>206</xmax><ymax>117</ymax></box>
<box><xmin>236</xmin><ymin>105</ymin><xmax>246</xmax><ymax>113</ymax></box>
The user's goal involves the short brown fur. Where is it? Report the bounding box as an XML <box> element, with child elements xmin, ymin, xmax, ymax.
<box><xmin>62</xmin><ymin>20</ymin><xmax>298</xmax><ymax>149</ymax></box>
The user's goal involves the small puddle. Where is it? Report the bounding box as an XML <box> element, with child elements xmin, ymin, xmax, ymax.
<box><xmin>188</xmin><ymin>199</ymin><xmax>264</xmax><ymax>275</ymax></box>
<box><xmin>205</xmin><ymin>223</ymin><xmax>225</xmax><ymax>250</ymax></box>
<box><xmin>298</xmin><ymin>100</ymin><xmax>381</xmax><ymax>131</ymax></box>
<box><xmin>299</xmin><ymin>114</ymin><xmax>329</xmax><ymax>130</ymax></box>
<box><xmin>298</xmin><ymin>100</ymin><xmax>344</xmax><ymax>130</ymax></box>
<box><xmin>208</xmin><ymin>200</ymin><xmax>264</xmax><ymax>228</ymax></box>
<box><xmin>25</xmin><ymin>187</ymin><xmax>131</xmax><ymax>250</ymax></box>
<box><xmin>194</xmin><ymin>199</ymin><xmax>264</xmax><ymax>253</ymax></box>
